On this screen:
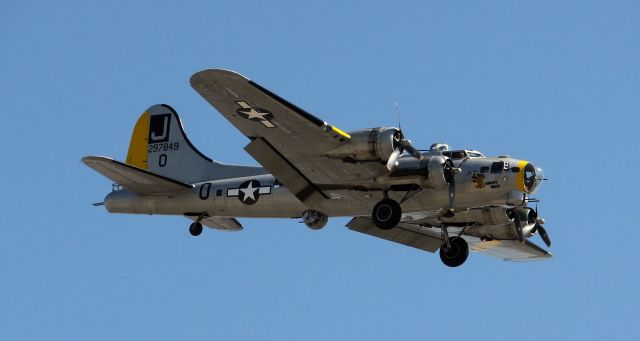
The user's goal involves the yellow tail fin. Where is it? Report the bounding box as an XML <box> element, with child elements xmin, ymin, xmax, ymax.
<box><xmin>126</xmin><ymin>111</ymin><xmax>150</xmax><ymax>169</ymax></box>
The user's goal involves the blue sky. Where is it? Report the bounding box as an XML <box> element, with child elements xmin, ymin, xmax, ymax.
<box><xmin>1</xmin><ymin>1</ymin><xmax>638</xmax><ymax>339</ymax></box>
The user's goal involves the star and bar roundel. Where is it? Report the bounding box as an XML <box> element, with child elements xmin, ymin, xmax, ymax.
<box><xmin>227</xmin><ymin>180</ymin><xmax>272</xmax><ymax>205</ymax></box>
<box><xmin>235</xmin><ymin>101</ymin><xmax>276</xmax><ymax>128</ymax></box>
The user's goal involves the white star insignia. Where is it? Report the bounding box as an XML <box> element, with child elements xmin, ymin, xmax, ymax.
<box><xmin>240</xmin><ymin>181</ymin><xmax>257</xmax><ymax>202</ymax></box>
<box><xmin>235</xmin><ymin>101</ymin><xmax>276</xmax><ymax>128</ymax></box>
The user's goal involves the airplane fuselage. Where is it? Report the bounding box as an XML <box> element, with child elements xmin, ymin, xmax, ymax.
<box><xmin>104</xmin><ymin>155</ymin><xmax>536</xmax><ymax>220</ymax></box>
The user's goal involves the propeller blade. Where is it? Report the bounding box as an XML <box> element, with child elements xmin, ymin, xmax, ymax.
<box><xmin>448</xmin><ymin>181</ymin><xmax>456</xmax><ymax>210</ymax></box>
<box><xmin>514</xmin><ymin>215</ymin><xmax>525</xmax><ymax>244</ymax></box>
<box><xmin>537</xmin><ymin>224</ymin><xmax>552</xmax><ymax>247</ymax></box>
<box><xmin>386</xmin><ymin>147</ymin><xmax>403</xmax><ymax>171</ymax></box>
<box><xmin>402</xmin><ymin>142</ymin><xmax>422</xmax><ymax>159</ymax></box>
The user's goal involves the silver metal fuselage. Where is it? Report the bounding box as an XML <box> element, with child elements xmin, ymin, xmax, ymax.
<box><xmin>104</xmin><ymin>155</ymin><xmax>537</xmax><ymax>220</ymax></box>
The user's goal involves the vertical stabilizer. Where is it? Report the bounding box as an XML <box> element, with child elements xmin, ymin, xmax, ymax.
<box><xmin>125</xmin><ymin>104</ymin><xmax>267</xmax><ymax>183</ymax></box>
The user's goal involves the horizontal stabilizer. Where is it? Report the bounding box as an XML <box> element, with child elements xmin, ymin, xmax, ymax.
<box><xmin>185</xmin><ymin>215</ymin><xmax>243</xmax><ymax>231</ymax></box>
<box><xmin>82</xmin><ymin>156</ymin><xmax>193</xmax><ymax>194</ymax></box>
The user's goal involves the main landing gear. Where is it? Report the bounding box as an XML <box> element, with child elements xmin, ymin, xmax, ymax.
<box><xmin>438</xmin><ymin>225</ymin><xmax>469</xmax><ymax>267</ymax></box>
<box><xmin>372</xmin><ymin>198</ymin><xmax>402</xmax><ymax>230</ymax></box>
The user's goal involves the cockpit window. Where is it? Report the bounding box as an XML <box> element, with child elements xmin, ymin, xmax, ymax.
<box><xmin>442</xmin><ymin>151</ymin><xmax>467</xmax><ymax>159</ymax></box>
<box><xmin>442</xmin><ymin>150</ymin><xmax>484</xmax><ymax>159</ymax></box>
<box><xmin>490</xmin><ymin>161</ymin><xmax>504</xmax><ymax>173</ymax></box>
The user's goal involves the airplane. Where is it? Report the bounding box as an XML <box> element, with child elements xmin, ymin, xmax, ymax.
<box><xmin>83</xmin><ymin>69</ymin><xmax>552</xmax><ymax>267</ymax></box>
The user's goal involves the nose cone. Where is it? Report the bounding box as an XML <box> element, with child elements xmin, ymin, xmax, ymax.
<box><xmin>531</xmin><ymin>166</ymin><xmax>544</xmax><ymax>193</ymax></box>
<box><xmin>517</xmin><ymin>162</ymin><xmax>544</xmax><ymax>194</ymax></box>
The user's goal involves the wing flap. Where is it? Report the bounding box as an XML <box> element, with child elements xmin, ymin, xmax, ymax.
<box><xmin>244</xmin><ymin>137</ymin><xmax>326</xmax><ymax>206</ymax></box>
<box><xmin>82</xmin><ymin>156</ymin><xmax>193</xmax><ymax>194</ymax></box>
<box><xmin>468</xmin><ymin>239</ymin><xmax>552</xmax><ymax>261</ymax></box>
<box><xmin>346</xmin><ymin>217</ymin><xmax>441</xmax><ymax>253</ymax></box>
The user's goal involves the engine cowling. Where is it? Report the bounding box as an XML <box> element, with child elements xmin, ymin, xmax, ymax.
<box><xmin>325</xmin><ymin>127</ymin><xmax>399</xmax><ymax>162</ymax></box>
<box><xmin>424</xmin><ymin>154</ymin><xmax>451</xmax><ymax>189</ymax></box>
<box><xmin>513</xmin><ymin>207</ymin><xmax>538</xmax><ymax>238</ymax></box>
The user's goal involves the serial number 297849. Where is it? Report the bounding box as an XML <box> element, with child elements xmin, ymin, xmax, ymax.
<box><xmin>148</xmin><ymin>142</ymin><xmax>179</xmax><ymax>153</ymax></box>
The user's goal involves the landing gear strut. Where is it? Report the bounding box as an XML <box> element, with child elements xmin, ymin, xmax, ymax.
<box><xmin>372</xmin><ymin>198</ymin><xmax>402</xmax><ymax>230</ymax></box>
<box><xmin>439</xmin><ymin>225</ymin><xmax>469</xmax><ymax>267</ymax></box>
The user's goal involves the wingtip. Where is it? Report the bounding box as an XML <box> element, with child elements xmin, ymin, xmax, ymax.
<box><xmin>190</xmin><ymin>69</ymin><xmax>250</xmax><ymax>89</ymax></box>
<box><xmin>81</xmin><ymin>155</ymin><xmax>114</xmax><ymax>164</ymax></box>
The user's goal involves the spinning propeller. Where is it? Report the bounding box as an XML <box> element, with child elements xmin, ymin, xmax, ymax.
<box><xmin>513</xmin><ymin>206</ymin><xmax>552</xmax><ymax>247</ymax></box>
<box><xmin>443</xmin><ymin>159</ymin><xmax>461</xmax><ymax>210</ymax></box>
<box><xmin>385</xmin><ymin>129</ymin><xmax>422</xmax><ymax>171</ymax></box>
<box><xmin>532</xmin><ymin>204</ymin><xmax>552</xmax><ymax>247</ymax></box>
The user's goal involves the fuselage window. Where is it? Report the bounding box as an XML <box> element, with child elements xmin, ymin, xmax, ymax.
<box><xmin>480</xmin><ymin>166</ymin><xmax>489</xmax><ymax>173</ymax></box>
<box><xmin>216</xmin><ymin>189</ymin><xmax>222</xmax><ymax>197</ymax></box>
<box><xmin>490</xmin><ymin>161</ymin><xmax>504</xmax><ymax>173</ymax></box>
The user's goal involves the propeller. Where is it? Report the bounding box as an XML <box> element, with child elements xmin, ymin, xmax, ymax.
<box><xmin>443</xmin><ymin>159</ymin><xmax>461</xmax><ymax>211</ymax></box>
<box><xmin>532</xmin><ymin>204</ymin><xmax>552</xmax><ymax>247</ymax></box>
<box><xmin>513</xmin><ymin>206</ymin><xmax>552</xmax><ymax>247</ymax></box>
<box><xmin>386</xmin><ymin>130</ymin><xmax>422</xmax><ymax>171</ymax></box>
<box><xmin>536</xmin><ymin>224</ymin><xmax>552</xmax><ymax>247</ymax></box>
<box><xmin>514</xmin><ymin>213</ymin><xmax>525</xmax><ymax>243</ymax></box>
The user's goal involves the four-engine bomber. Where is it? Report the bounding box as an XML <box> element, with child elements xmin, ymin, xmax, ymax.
<box><xmin>84</xmin><ymin>69</ymin><xmax>551</xmax><ymax>267</ymax></box>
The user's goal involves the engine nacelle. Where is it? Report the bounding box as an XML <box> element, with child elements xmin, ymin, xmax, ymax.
<box><xmin>425</xmin><ymin>154</ymin><xmax>451</xmax><ymax>189</ymax></box>
<box><xmin>445</xmin><ymin>207</ymin><xmax>539</xmax><ymax>241</ymax></box>
<box><xmin>325</xmin><ymin>127</ymin><xmax>399</xmax><ymax>162</ymax></box>
<box><xmin>381</xmin><ymin>154</ymin><xmax>454</xmax><ymax>189</ymax></box>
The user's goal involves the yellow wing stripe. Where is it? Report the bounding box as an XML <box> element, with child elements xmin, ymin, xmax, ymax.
<box><xmin>125</xmin><ymin>111</ymin><xmax>149</xmax><ymax>169</ymax></box>
<box><xmin>331</xmin><ymin>125</ymin><xmax>351</xmax><ymax>139</ymax></box>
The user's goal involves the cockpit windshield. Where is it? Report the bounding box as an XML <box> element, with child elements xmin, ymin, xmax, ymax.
<box><xmin>442</xmin><ymin>150</ymin><xmax>485</xmax><ymax>159</ymax></box>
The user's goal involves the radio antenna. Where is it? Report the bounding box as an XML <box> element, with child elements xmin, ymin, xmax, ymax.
<box><xmin>395</xmin><ymin>101</ymin><xmax>401</xmax><ymax>132</ymax></box>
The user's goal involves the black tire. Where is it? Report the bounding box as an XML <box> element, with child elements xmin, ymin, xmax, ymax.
<box><xmin>372</xmin><ymin>198</ymin><xmax>402</xmax><ymax>230</ymax></box>
<box><xmin>189</xmin><ymin>222</ymin><xmax>203</xmax><ymax>236</ymax></box>
<box><xmin>439</xmin><ymin>237</ymin><xmax>469</xmax><ymax>267</ymax></box>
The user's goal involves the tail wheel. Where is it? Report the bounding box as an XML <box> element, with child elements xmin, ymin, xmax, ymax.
<box><xmin>439</xmin><ymin>237</ymin><xmax>469</xmax><ymax>267</ymax></box>
<box><xmin>372</xmin><ymin>198</ymin><xmax>402</xmax><ymax>230</ymax></box>
<box><xmin>189</xmin><ymin>222</ymin><xmax>203</xmax><ymax>236</ymax></box>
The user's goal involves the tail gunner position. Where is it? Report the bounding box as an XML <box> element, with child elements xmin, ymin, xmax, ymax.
<box><xmin>84</xmin><ymin>69</ymin><xmax>551</xmax><ymax>267</ymax></box>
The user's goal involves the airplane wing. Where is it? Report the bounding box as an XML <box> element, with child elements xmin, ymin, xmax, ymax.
<box><xmin>82</xmin><ymin>156</ymin><xmax>193</xmax><ymax>194</ymax></box>
<box><xmin>346</xmin><ymin>217</ymin><xmax>552</xmax><ymax>261</ymax></box>
<box><xmin>184</xmin><ymin>215</ymin><xmax>243</xmax><ymax>232</ymax></box>
<box><xmin>347</xmin><ymin>217</ymin><xmax>442</xmax><ymax>253</ymax></box>
<box><xmin>190</xmin><ymin>69</ymin><xmax>388</xmax><ymax>206</ymax></box>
